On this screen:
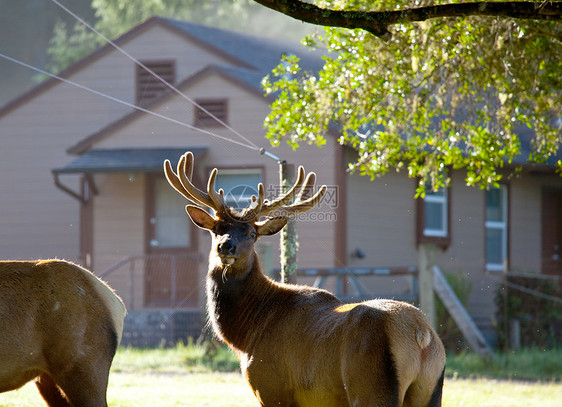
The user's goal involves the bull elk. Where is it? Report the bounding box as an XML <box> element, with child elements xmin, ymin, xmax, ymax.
<box><xmin>164</xmin><ymin>151</ymin><xmax>446</xmax><ymax>406</ymax></box>
<box><xmin>0</xmin><ymin>259</ymin><xmax>126</xmax><ymax>407</ymax></box>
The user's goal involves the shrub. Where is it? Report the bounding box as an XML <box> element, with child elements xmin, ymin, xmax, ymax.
<box><xmin>495</xmin><ymin>274</ymin><xmax>562</xmax><ymax>350</ymax></box>
<box><xmin>446</xmin><ymin>347</ymin><xmax>562</xmax><ymax>381</ymax></box>
<box><xmin>184</xmin><ymin>337</ymin><xmax>240</xmax><ymax>372</ymax></box>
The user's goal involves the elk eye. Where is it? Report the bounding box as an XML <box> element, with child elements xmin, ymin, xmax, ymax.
<box><xmin>249</xmin><ymin>231</ymin><xmax>257</xmax><ymax>240</ymax></box>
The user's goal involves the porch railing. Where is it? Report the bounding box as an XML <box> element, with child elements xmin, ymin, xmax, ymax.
<box><xmin>289</xmin><ymin>266</ymin><xmax>419</xmax><ymax>303</ymax></box>
<box><xmin>100</xmin><ymin>253</ymin><xmax>202</xmax><ymax>311</ymax></box>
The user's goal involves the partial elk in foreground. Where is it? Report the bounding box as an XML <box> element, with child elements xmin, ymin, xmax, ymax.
<box><xmin>165</xmin><ymin>152</ymin><xmax>446</xmax><ymax>407</ymax></box>
<box><xmin>0</xmin><ymin>260</ymin><xmax>126</xmax><ymax>407</ymax></box>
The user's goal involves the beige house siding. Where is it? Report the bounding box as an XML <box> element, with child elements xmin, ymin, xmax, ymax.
<box><xmin>91</xmin><ymin>173</ymin><xmax>145</xmax><ymax>305</ymax></box>
<box><xmin>263</xmin><ymin>138</ymin><xmax>339</xmax><ymax>270</ymax></box>
<box><xmin>510</xmin><ymin>175</ymin><xmax>542</xmax><ymax>274</ymax></box>
<box><xmin>0</xmin><ymin>23</ymin><xmax>198</xmax><ymax>261</ymax></box>
<box><xmin>346</xmin><ymin>170</ymin><xmax>418</xmax><ymax>268</ymax></box>
<box><xmin>0</xmin><ymin>100</ymin><xmax>83</xmax><ymax>260</ymax></box>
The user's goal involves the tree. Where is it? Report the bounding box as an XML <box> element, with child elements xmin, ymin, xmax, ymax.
<box><xmin>260</xmin><ymin>0</ymin><xmax>562</xmax><ymax>194</ymax></box>
<box><xmin>253</xmin><ymin>0</ymin><xmax>562</xmax><ymax>38</ymax></box>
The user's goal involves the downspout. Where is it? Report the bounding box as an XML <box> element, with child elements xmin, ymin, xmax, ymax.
<box><xmin>52</xmin><ymin>172</ymin><xmax>98</xmax><ymax>270</ymax></box>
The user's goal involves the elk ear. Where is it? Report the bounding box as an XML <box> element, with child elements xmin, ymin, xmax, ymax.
<box><xmin>186</xmin><ymin>205</ymin><xmax>217</xmax><ymax>230</ymax></box>
<box><xmin>255</xmin><ymin>216</ymin><xmax>288</xmax><ymax>237</ymax></box>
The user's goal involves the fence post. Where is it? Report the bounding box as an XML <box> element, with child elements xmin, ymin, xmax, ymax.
<box><xmin>509</xmin><ymin>318</ymin><xmax>521</xmax><ymax>350</ymax></box>
<box><xmin>171</xmin><ymin>255</ymin><xmax>177</xmax><ymax>307</ymax></box>
<box><xmin>129</xmin><ymin>258</ymin><xmax>135</xmax><ymax>311</ymax></box>
<box><xmin>418</xmin><ymin>243</ymin><xmax>437</xmax><ymax>329</ymax></box>
<box><xmin>279</xmin><ymin>161</ymin><xmax>297</xmax><ymax>284</ymax></box>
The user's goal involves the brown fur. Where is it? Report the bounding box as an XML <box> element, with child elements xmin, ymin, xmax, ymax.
<box><xmin>190</xmin><ymin>209</ymin><xmax>446</xmax><ymax>407</ymax></box>
<box><xmin>164</xmin><ymin>152</ymin><xmax>446</xmax><ymax>406</ymax></box>
<box><xmin>0</xmin><ymin>260</ymin><xmax>126</xmax><ymax>407</ymax></box>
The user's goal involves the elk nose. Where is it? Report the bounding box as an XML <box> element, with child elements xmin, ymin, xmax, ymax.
<box><xmin>217</xmin><ymin>240</ymin><xmax>236</xmax><ymax>256</ymax></box>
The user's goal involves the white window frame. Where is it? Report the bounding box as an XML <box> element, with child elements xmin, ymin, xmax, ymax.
<box><xmin>485</xmin><ymin>184</ymin><xmax>508</xmax><ymax>271</ymax></box>
<box><xmin>423</xmin><ymin>186</ymin><xmax>448</xmax><ymax>238</ymax></box>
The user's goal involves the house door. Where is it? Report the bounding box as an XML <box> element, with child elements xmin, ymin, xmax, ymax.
<box><xmin>145</xmin><ymin>176</ymin><xmax>199</xmax><ymax>308</ymax></box>
<box><xmin>542</xmin><ymin>189</ymin><xmax>562</xmax><ymax>275</ymax></box>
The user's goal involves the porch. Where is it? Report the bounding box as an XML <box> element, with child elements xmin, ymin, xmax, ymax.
<box><xmin>100</xmin><ymin>253</ymin><xmax>205</xmax><ymax>347</ymax></box>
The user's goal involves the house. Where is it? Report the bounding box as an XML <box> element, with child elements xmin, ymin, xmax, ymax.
<box><xmin>1</xmin><ymin>16</ymin><xmax>560</xmax><ymax>346</ymax></box>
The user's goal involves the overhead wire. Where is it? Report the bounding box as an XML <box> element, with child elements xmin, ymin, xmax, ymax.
<box><xmin>0</xmin><ymin>52</ymin><xmax>256</xmax><ymax>150</ymax></box>
<box><xmin>48</xmin><ymin>0</ymin><xmax>261</xmax><ymax>152</ymax></box>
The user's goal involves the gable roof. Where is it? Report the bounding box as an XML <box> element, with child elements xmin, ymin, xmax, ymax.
<box><xmin>49</xmin><ymin>18</ymin><xmax>324</xmax><ymax>155</ymax></box>
<box><xmin>161</xmin><ymin>18</ymin><xmax>323</xmax><ymax>78</ymax></box>
<box><xmin>0</xmin><ymin>16</ymin><xmax>323</xmax><ymax>119</ymax></box>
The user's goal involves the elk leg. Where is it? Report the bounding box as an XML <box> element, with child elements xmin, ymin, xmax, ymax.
<box><xmin>406</xmin><ymin>368</ymin><xmax>444</xmax><ymax>407</ymax></box>
<box><xmin>53</xmin><ymin>364</ymin><xmax>110</xmax><ymax>407</ymax></box>
<box><xmin>402</xmin><ymin>367</ymin><xmax>445</xmax><ymax>407</ymax></box>
<box><xmin>342</xmin><ymin>332</ymin><xmax>400</xmax><ymax>407</ymax></box>
<box><xmin>243</xmin><ymin>359</ymin><xmax>295</xmax><ymax>407</ymax></box>
<box><xmin>425</xmin><ymin>368</ymin><xmax>444</xmax><ymax>407</ymax></box>
<box><xmin>35</xmin><ymin>374</ymin><xmax>72</xmax><ymax>407</ymax></box>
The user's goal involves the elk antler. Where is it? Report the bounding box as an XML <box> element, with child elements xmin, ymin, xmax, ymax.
<box><xmin>164</xmin><ymin>152</ymin><xmax>228</xmax><ymax>216</ymax></box>
<box><xmin>164</xmin><ymin>152</ymin><xmax>327</xmax><ymax>221</ymax></box>
<box><xmin>242</xmin><ymin>166</ymin><xmax>327</xmax><ymax>222</ymax></box>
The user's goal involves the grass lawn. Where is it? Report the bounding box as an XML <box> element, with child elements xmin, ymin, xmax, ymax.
<box><xmin>0</xmin><ymin>372</ymin><xmax>255</xmax><ymax>407</ymax></box>
<box><xmin>3</xmin><ymin>372</ymin><xmax>562</xmax><ymax>406</ymax></box>
<box><xmin>1</xmin><ymin>346</ymin><xmax>562</xmax><ymax>406</ymax></box>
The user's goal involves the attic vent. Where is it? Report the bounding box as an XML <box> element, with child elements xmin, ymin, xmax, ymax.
<box><xmin>194</xmin><ymin>99</ymin><xmax>228</xmax><ymax>127</ymax></box>
<box><xmin>136</xmin><ymin>60</ymin><xmax>175</xmax><ymax>107</ymax></box>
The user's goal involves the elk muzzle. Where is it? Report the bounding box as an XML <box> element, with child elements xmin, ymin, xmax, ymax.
<box><xmin>217</xmin><ymin>236</ymin><xmax>237</xmax><ymax>264</ymax></box>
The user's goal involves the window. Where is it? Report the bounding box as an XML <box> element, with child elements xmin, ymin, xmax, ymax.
<box><xmin>215</xmin><ymin>169</ymin><xmax>262</xmax><ymax>212</ymax></box>
<box><xmin>153</xmin><ymin>177</ymin><xmax>190</xmax><ymax>248</ymax></box>
<box><xmin>194</xmin><ymin>99</ymin><xmax>228</xmax><ymax>127</ymax></box>
<box><xmin>423</xmin><ymin>187</ymin><xmax>448</xmax><ymax>237</ymax></box>
<box><xmin>485</xmin><ymin>185</ymin><xmax>508</xmax><ymax>271</ymax></box>
<box><xmin>417</xmin><ymin>184</ymin><xmax>450</xmax><ymax>247</ymax></box>
<box><xmin>136</xmin><ymin>60</ymin><xmax>175</xmax><ymax>106</ymax></box>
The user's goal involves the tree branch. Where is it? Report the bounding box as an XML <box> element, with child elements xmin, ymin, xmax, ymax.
<box><xmin>253</xmin><ymin>1</ymin><xmax>562</xmax><ymax>38</ymax></box>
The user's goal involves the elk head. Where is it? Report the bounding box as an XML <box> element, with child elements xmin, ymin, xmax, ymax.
<box><xmin>163</xmin><ymin>152</ymin><xmax>326</xmax><ymax>276</ymax></box>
